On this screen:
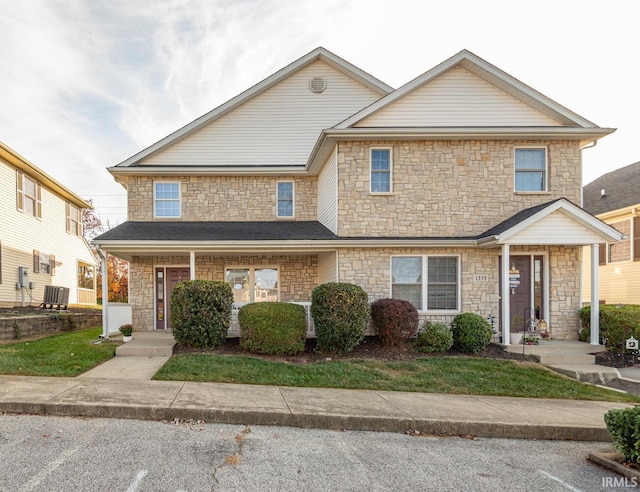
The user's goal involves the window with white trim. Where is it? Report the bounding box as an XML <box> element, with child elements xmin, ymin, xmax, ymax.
<box><xmin>609</xmin><ymin>219</ymin><xmax>631</xmax><ymax>263</ymax></box>
<box><xmin>226</xmin><ymin>267</ymin><xmax>279</xmax><ymax>304</ymax></box>
<box><xmin>16</xmin><ymin>172</ymin><xmax>42</xmax><ymax>218</ymax></box>
<box><xmin>515</xmin><ymin>147</ymin><xmax>547</xmax><ymax>192</ymax></box>
<box><xmin>78</xmin><ymin>262</ymin><xmax>95</xmax><ymax>290</ymax></box>
<box><xmin>391</xmin><ymin>255</ymin><xmax>459</xmax><ymax>311</ymax></box>
<box><xmin>154</xmin><ymin>182</ymin><xmax>180</xmax><ymax>218</ymax></box>
<box><xmin>370</xmin><ymin>148</ymin><xmax>392</xmax><ymax>193</ymax></box>
<box><xmin>66</xmin><ymin>202</ymin><xmax>82</xmax><ymax>236</ymax></box>
<box><xmin>277</xmin><ymin>181</ymin><xmax>294</xmax><ymax>218</ymax></box>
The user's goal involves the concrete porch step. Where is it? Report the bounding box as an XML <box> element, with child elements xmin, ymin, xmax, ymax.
<box><xmin>115</xmin><ymin>331</ymin><xmax>176</xmax><ymax>357</ymax></box>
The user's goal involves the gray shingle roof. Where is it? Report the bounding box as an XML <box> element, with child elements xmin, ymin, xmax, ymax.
<box><xmin>583</xmin><ymin>161</ymin><xmax>640</xmax><ymax>215</ymax></box>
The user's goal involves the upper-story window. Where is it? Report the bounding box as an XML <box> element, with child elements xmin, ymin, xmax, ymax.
<box><xmin>370</xmin><ymin>148</ymin><xmax>392</xmax><ymax>193</ymax></box>
<box><xmin>154</xmin><ymin>182</ymin><xmax>181</xmax><ymax>218</ymax></box>
<box><xmin>16</xmin><ymin>172</ymin><xmax>42</xmax><ymax>218</ymax></box>
<box><xmin>515</xmin><ymin>147</ymin><xmax>547</xmax><ymax>192</ymax></box>
<box><xmin>609</xmin><ymin>219</ymin><xmax>631</xmax><ymax>263</ymax></box>
<box><xmin>277</xmin><ymin>181</ymin><xmax>294</xmax><ymax>218</ymax></box>
<box><xmin>66</xmin><ymin>203</ymin><xmax>82</xmax><ymax>236</ymax></box>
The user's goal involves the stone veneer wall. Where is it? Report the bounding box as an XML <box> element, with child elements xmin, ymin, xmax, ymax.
<box><xmin>336</xmin><ymin>245</ymin><xmax>582</xmax><ymax>340</ymax></box>
<box><xmin>130</xmin><ymin>254</ymin><xmax>317</xmax><ymax>330</ymax></box>
<box><xmin>337</xmin><ymin>140</ymin><xmax>582</xmax><ymax>237</ymax></box>
<box><xmin>127</xmin><ymin>175</ymin><xmax>317</xmax><ymax>222</ymax></box>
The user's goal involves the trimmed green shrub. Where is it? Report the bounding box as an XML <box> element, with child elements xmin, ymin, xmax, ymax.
<box><xmin>604</xmin><ymin>406</ymin><xmax>640</xmax><ymax>463</ymax></box>
<box><xmin>370</xmin><ymin>298</ymin><xmax>419</xmax><ymax>346</ymax></box>
<box><xmin>238</xmin><ymin>302</ymin><xmax>306</xmax><ymax>355</ymax></box>
<box><xmin>450</xmin><ymin>312</ymin><xmax>493</xmax><ymax>354</ymax></box>
<box><xmin>415</xmin><ymin>322</ymin><xmax>453</xmax><ymax>353</ymax></box>
<box><xmin>170</xmin><ymin>280</ymin><xmax>233</xmax><ymax>349</ymax></box>
<box><xmin>579</xmin><ymin>304</ymin><xmax>640</xmax><ymax>351</ymax></box>
<box><xmin>311</xmin><ymin>282</ymin><xmax>369</xmax><ymax>353</ymax></box>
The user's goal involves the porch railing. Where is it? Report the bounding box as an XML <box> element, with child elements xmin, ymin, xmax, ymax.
<box><xmin>229</xmin><ymin>302</ymin><xmax>315</xmax><ymax>337</ymax></box>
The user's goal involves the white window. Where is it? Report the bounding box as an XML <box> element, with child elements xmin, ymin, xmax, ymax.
<box><xmin>515</xmin><ymin>147</ymin><xmax>547</xmax><ymax>192</ymax></box>
<box><xmin>370</xmin><ymin>147</ymin><xmax>392</xmax><ymax>193</ymax></box>
<box><xmin>391</xmin><ymin>255</ymin><xmax>460</xmax><ymax>312</ymax></box>
<box><xmin>154</xmin><ymin>182</ymin><xmax>181</xmax><ymax>218</ymax></box>
<box><xmin>16</xmin><ymin>172</ymin><xmax>42</xmax><ymax>218</ymax></box>
<box><xmin>40</xmin><ymin>253</ymin><xmax>51</xmax><ymax>274</ymax></box>
<box><xmin>277</xmin><ymin>181</ymin><xmax>294</xmax><ymax>218</ymax></box>
<box><xmin>226</xmin><ymin>267</ymin><xmax>279</xmax><ymax>304</ymax></box>
<box><xmin>66</xmin><ymin>203</ymin><xmax>82</xmax><ymax>236</ymax></box>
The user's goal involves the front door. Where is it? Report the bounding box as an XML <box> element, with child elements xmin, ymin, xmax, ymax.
<box><xmin>155</xmin><ymin>267</ymin><xmax>190</xmax><ymax>330</ymax></box>
<box><xmin>499</xmin><ymin>255</ymin><xmax>543</xmax><ymax>333</ymax></box>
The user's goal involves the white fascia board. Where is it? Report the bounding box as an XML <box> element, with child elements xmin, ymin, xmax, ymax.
<box><xmin>336</xmin><ymin>49</ymin><xmax>606</xmax><ymax>130</ymax></box>
<box><xmin>108</xmin><ymin>166</ymin><xmax>310</xmax><ymax>177</ymax></box>
<box><xmin>496</xmin><ymin>199</ymin><xmax>625</xmax><ymax>243</ymax></box>
<box><xmin>113</xmin><ymin>48</ymin><xmax>392</xmax><ymax>169</ymax></box>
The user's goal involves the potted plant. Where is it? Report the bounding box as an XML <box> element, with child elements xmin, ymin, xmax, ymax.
<box><xmin>119</xmin><ymin>324</ymin><xmax>133</xmax><ymax>342</ymax></box>
<box><xmin>510</xmin><ymin>314</ymin><xmax>524</xmax><ymax>345</ymax></box>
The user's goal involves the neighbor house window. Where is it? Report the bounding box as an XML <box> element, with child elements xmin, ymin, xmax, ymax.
<box><xmin>39</xmin><ymin>252</ymin><xmax>51</xmax><ymax>274</ymax></box>
<box><xmin>370</xmin><ymin>148</ymin><xmax>392</xmax><ymax>193</ymax></box>
<box><xmin>277</xmin><ymin>181</ymin><xmax>294</xmax><ymax>218</ymax></box>
<box><xmin>226</xmin><ymin>267</ymin><xmax>279</xmax><ymax>304</ymax></box>
<box><xmin>609</xmin><ymin>220</ymin><xmax>631</xmax><ymax>262</ymax></box>
<box><xmin>515</xmin><ymin>147</ymin><xmax>547</xmax><ymax>192</ymax></box>
<box><xmin>66</xmin><ymin>203</ymin><xmax>82</xmax><ymax>236</ymax></box>
<box><xmin>78</xmin><ymin>262</ymin><xmax>95</xmax><ymax>290</ymax></box>
<box><xmin>391</xmin><ymin>255</ymin><xmax>459</xmax><ymax>311</ymax></box>
<box><xmin>154</xmin><ymin>182</ymin><xmax>181</xmax><ymax>218</ymax></box>
<box><xmin>16</xmin><ymin>172</ymin><xmax>42</xmax><ymax>218</ymax></box>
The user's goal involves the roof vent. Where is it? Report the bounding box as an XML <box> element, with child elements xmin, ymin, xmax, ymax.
<box><xmin>309</xmin><ymin>76</ymin><xmax>327</xmax><ymax>93</ymax></box>
<box><xmin>600</xmin><ymin>188</ymin><xmax>606</xmax><ymax>197</ymax></box>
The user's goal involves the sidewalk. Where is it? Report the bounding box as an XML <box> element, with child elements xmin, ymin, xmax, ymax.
<box><xmin>0</xmin><ymin>332</ymin><xmax>636</xmax><ymax>442</ymax></box>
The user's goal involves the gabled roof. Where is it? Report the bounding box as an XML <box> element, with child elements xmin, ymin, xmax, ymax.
<box><xmin>335</xmin><ymin>49</ymin><xmax>604</xmax><ymax>130</ymax></box>
<box><xmin>583</xmin><ymin>161</ymin><xmax>640</xmax><ymax>216</ymax></box>
<box><xmin>477</xmin><ymin>198</ymin><xmax>624</xmax><ymax>246</ymax></box>
<box><xmin>113</xmin><ymin>47</ymin><xmax>393</xmax><ymax>169</ymax></box>
<box><xmin>0</xmin><ymin>141</ymin><xmax>92</xmax><ymax>209</ymax></box>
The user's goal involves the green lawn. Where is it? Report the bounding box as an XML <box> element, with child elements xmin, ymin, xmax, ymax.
<box><xmin>153</xmin><ymin>354</ymin><xmax>640</xmax><ymax>404</ymax></box>
<box><xmin>0</xmin><ymin>327</ymin><xmax>118</xmax><ymax>377</ymax></box>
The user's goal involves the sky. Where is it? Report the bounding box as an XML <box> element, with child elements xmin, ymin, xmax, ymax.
<box><xmin>1</xmin><ymin>0</ymin><xmax>638</xmax><ymax>229</ymax></box>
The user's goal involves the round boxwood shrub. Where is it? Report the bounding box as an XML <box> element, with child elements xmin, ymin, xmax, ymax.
<box><xmin>370</xmin><ymin>298</ymin><xmax>419</xmax><ymax>346</ymax></box>
<box><xmin>170</xmin><ymin>280</ymin><xmax>233</xmax><ymax>349</ymax></box>
<box><xmin>450</xmin><ymin>312</ymin><xmax>493</xmax><ymax>354</ymax></box>
<box><xmin>415</xmin><ymin>321</ymin><xmax>453</xmax><ymax>353</ymax></box>
<box><xmin>311</xmin><ymin>282</ymin><xmax>369</xmax><ymax>353</ymax></box>
<box><xmin>239</xmin><ymin>302</ymin><xmax>306</xmax><ymax>355</ymax></box>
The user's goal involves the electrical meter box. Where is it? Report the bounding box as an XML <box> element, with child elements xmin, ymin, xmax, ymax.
<box><xmin>18</xmin><ymin>267</ymin><xmax>29</xmax><ymax>288</ymax></box>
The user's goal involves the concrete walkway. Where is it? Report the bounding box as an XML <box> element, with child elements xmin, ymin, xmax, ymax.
<box><xmin>0</xmin><ymin>332</ymin><xmax>637</xmax><ymax>442</ymax></box>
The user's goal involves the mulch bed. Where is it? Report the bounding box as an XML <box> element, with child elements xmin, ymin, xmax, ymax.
<box><xmin>595</xmin><ymin>351</ymin><xmax>640</xmax><ymax>368</ymax></box>
<box><xmin>173</xmin><ymin>336</ymin><xmax>540</xmax><ymax>364</ymax></box>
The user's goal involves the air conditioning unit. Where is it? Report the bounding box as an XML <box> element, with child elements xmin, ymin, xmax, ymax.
<box><xmin>41</xmin><ymin>285</ymin><xmax>70</xmax><ymax>310</ymax></box>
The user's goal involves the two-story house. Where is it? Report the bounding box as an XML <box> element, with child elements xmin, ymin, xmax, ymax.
<box><xmin>0</xmin><ymin>141</ymin><xmax>97</xmax><ymax>307</ymax></box>
<box><xmin>582</xmin><ymin>161</ymin><xmax>640</xmax><ymax>305</ymax></box>
<box><xmin>93</xmin><ymin>48</ymin><xmax>622</xmax><ymax>344</ymax></box>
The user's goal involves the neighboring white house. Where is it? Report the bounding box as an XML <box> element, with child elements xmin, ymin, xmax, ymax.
<box><xmin>0</xmin><ymin>141</ymin><xmax>97</xmax><ymax>307</ymax></box>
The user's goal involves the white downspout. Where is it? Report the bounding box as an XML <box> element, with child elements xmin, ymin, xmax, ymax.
<box><xmin>501</xmin><ymin>244</ymin><xmax>511</xmax><ymax>345</ymax></box>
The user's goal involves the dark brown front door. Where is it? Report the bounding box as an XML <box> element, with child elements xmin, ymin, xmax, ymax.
<box><xmin>499</xmin><ymin>255</ymin><xmax>532</xmax><ymax>332</ymax></box>
<box><xmin>156</xmin><ymin>267</ymin><xmax>190</xmax><ymax>330</ymax></box>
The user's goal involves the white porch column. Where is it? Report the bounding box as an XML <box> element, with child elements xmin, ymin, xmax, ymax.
<box><xmin>99</xmin><ymin>248</ymin><xmax>109</xmax><ymax>339</ymax></box>
<box><xmin>190</xmin><ymin>251</ymin><xmax>196</xmax><ymax>280</ymax></box>
<box><xmin>501</xmin><ymin>244</ymin><xmax>511</xmax><ymax>345</ymax></box>
<box><xmin>590</xmin><ymin>243</ymin><xmax>600</xmax><ymax>345</ymax></box>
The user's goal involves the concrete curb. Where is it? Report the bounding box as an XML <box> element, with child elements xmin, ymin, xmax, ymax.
<box><xmin>588</xmin><ymin>452</ymin><xmax>640</xmax><ymax>481</ymax></box>
<box><xmin>0</xmin><ymin>400</ymin><xmax>611</xmax><ymax>441</ymax></box>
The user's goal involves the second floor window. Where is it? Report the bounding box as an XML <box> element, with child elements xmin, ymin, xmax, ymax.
<box><xmin>370</xmin><ymin>148</ymin><xmax>392</xmax><ymax>193</ymax></box>
<box><xmin>609</xmin><ymin>220</ymin><xmax>631</xmax><ymax>262</ymax></box>
<box><xmin>515</xmin><ymin>147</ymin><xmax>547</xmax><ymax>192</ymax></box>
<box><xmin>17</xmin><ymin>172</ymin><xmax>42</xmax><ymax>218</ymax></box>
<box><xmin>66</xmin><ymin>203</ymin><xmax>82</xmax><ymax>236</ymax></box>
<box><xmin>154</xmin><ymin>182</ymin><xmax>180</xmax><ymax>218</ymax></box>
<box><xmin>277</xmin><ymin>181</ymin><xmax>294</xmax><ymax>218</ymax></box>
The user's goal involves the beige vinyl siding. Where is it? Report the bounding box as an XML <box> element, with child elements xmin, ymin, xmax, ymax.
<box><xmin>0</xmin><ymin>157</ymin><xmax>96</xmax><ymax>306</ymax></box>
<box><xmin>317</xmin><ymin>147</ymin><xmax>338</xmax><ymax>233</ymax></box>
<box><xmin>507</xmin><ymin>212</ymin><xmax>605</xmax><ymax>245</ymax></box>
<box><xmin>143</xmin><ymin>60</ymin><xmax>383</xmax><ymax>167</ymax></box>
<box><xmin>356</xmin><ymin>66</ymin><xmax>560</xmax><ymax>127</ymax></box>
<box><xmin>583</xmin><ymin>244</ymin><xmax>640</xmax><ymax>304</ymax></box>
<box><xmin>318</xmin><ymin>251</ymin><xmax>337</xmax><ymax>284</ymax></box>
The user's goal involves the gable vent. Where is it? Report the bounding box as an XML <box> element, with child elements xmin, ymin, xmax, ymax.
<box><xmin>309</xmin><ymin>76</ymin><xmax>327</xmax><ymax>93</ymax></box>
